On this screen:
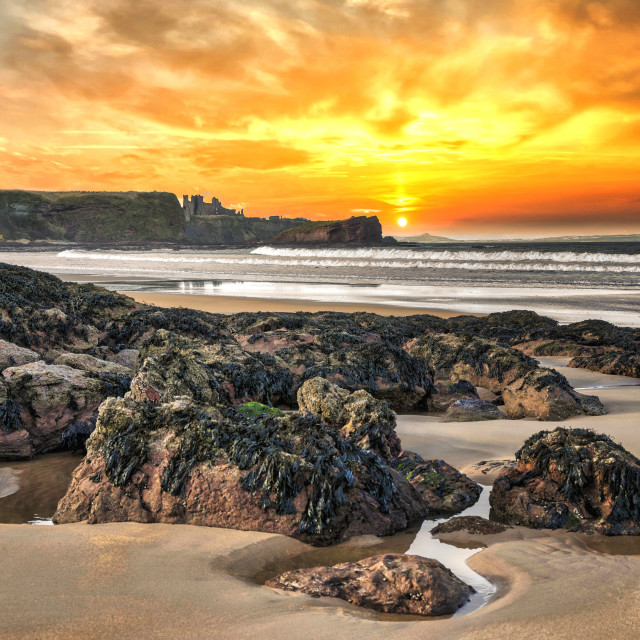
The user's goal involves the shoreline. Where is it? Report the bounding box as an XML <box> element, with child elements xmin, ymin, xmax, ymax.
<box><xmin>122</xmin><ymin>291</ymin><xmax>481</xmax><ymax>317</ymax></box>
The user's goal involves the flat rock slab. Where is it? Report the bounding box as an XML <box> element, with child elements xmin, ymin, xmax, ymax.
<box><xmin>443</xmin><ymin>399</ymin><xmax>504</xmax><ymax>422</ymax></box>
<box><xmin>266</xmin><ymin>553</ymin><xmax>474</xmax><ymax>616</ymax></box>
<box><xmin>431</xmin><ymin>516</ymin><xmax>508</xmax><ymax>535</ymax></box>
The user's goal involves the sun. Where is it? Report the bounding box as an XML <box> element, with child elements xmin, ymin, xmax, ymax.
<box><xmin>397</xmin><ymin>217</ymin><xmax>407</xmax><ymax>227</ymax></box>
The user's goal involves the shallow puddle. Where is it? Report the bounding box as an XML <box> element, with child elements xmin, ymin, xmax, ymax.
<box><xmin>257</xmin><ymin>485</ymin><xmax>496</xmax><ymax>619</ymax></box>
<box><xmin>0</xmin><ymin>452</ymin><xmax>81</xmax><ymax>524</ymax></box>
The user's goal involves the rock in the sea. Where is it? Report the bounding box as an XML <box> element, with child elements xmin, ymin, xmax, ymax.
<box><xmin>443</xmin><ymin>398</ymin><xmax>504</xmax><ymax>422</ymax></box>
<box><xmin>391</xmin><ymin>452</ymin><xmax>481</xmax><ymax>514</ymax></box>
<box><xmin>265</xmin><ymin>553</ymin><xmax>474</xmax><ymax>616</ymax></box>
<box><xmin>297</xmin><ymin>377</ymin><xmax>401</xmax><ymax>461</ymax></box>
<box><xmin>0</xmin><ymin>339</ymin><xmax>41</xmax><ymax>370</ymax></box>
<box><xmin>431</xmin><ymin>516</ymin><xmax>508</xmax><ymax>535</ymax></box>
<box><xmin>53</xmin><ymin>397</ymin><xmax>428</xmax><ymax>545</ymax></box>
<box><xmin>502</xmin><ymin>368</ymin><xmax>606</xmax><ymax>420</ymax></box>
<box><xmin>1</xmin><ymin>361</ymin><xmax>107</xmax><ymax>457</ymax></box>
<box><xmin>405</xmin><ymin>333</ymin><xmax>537</xmax><ymax>394</ymax></box>
<box><xmin>490</xmin><ymin>427</ymin><xmax>640</xmax><ymax>534</ymax></box>
<box><xmin>269</xmin><ymin>215</ymin><xmax>383</xmax><ymax>245</ymax></box>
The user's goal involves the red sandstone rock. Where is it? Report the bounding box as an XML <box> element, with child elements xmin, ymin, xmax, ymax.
<box><xmin>265</xmin><ymin>553</ymin><xmax>474</xmax><ymax>616</ymax></box>
<box><xmin>2</xmin><ymin>361</ymin><xmax>105</xmax><ymax>456</ymax></box>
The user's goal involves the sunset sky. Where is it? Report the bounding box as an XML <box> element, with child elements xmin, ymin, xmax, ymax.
<box><xmin>1</xmin><ymin>0</ymin><xmax>639</xmax><ymax>237</ymax></box>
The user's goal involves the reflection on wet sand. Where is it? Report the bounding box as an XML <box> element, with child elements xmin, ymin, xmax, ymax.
<box><xmin>0</xmin><ymin>453</ymin><xmax>81</xmax><ymax>524</ymax></box>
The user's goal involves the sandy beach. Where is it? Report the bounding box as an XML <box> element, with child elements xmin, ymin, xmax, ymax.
<box><xmin>122</xmin><ymin>291</ymin><xmax>478</xmax><ymax>318</ymax></box>
<box><xmin>2</xmin><ymin>347</ymin><xmax>639</xmax><ymax>638</ymax></box>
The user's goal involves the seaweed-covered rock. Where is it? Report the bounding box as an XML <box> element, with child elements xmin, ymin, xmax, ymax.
<box><xmin>60</xmin><ymin>417</ymin><xmax>97</xmax><ymax>453</ymax></box>
<box><xmin>297</xmin><ymin>377</ymin><xmax>401</xmax><ymax>461</ymax></box>
<box><xmin>2</xmin><ymin>361</ymin><xmax>107</xmax><ymax>456</ymax></box>
<box><xmin>502</xmin><ymin>368</ymin><xmax>606</xmax><ymax>421</ymax></box>
<box><xmin>406</xmin><ymin>334</ymin><xmax>537</xmax><ymax>394</ymax></box>
<box><xmin>431</xmin><ymin>516</ymin><xmax>508</xmax><ymax>535</ymax></box>
<box><xmin>430</xmin><ymin>380</ymin><xmax>479</xmax><ymax>412</ymax></box>
<box><xmin>490</xmin><ymin>427</ymin><xmax>640</xmax><ymax>534</ymax></box>
<box><xmin>443</xmin><ymin>399</ymin><xmax>504</xmax><ymax>422</ymax></box>
<box><xmin>445</xmin><ymin>310</ymin><xmax>559</xmax><ymax>345</ymax></box>
<box><xmin>391</xmin><ymin>452</ymin><xmax>481</xmax><ymax>514</ymax></box>
<box><xmin>266</xmin><ymin>553</ymin><xmax>474</xmax><ymax>616</ymax></box>
<box><xmin>0</xmin><ymin>339</ymin><xmax>41</xmax><ymax>370</ymax></box>
<box><xmin>54</xmin><ymin>397</ymin><xmax>428</xmax><ymax>545</ymax></box>
<box><xmin>568</xmin><ymin>352</ymin><xmax>640</xmax><ymax>379</ymax></box>
<box><xmin>301</xmin><ymin>342</ymin><xmax>434</xmax><ymax>411</ymax></box>
<box><xmin>129</xmin><ymin>329</ymin><xmax>291</xmax><ymax>407</ymax></box>
<box><xmin>0</xmin><ymin>378</ymin><xmax>32</xmax><ymax>458</ymax></box>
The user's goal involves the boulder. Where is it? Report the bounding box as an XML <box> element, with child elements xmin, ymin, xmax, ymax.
<box><xmin>430</xmin><ymin>380</ymin><xmax>479</xmax><ymax>412</ymax></box>
<box><xmin>297</xmin><ymin>377</ymin><xmax>401</xmax><ymax>461</ymax></box>
<box><xmin>391</xmin><ymin>452</ymin><xmax>481</xmax><ymax>514</ymax></box>
<box><xmin>129</xmin><ymin>329</ymin><xmax>291</xmax><ymax>407</ymax></box>
<box><xmin>266</xmin><ymin>553</ymin><xmax>474</xmax><ymax>616</ymax></box>
<box><xmin>0</xmin><ymin>339</ymin><xmax>41</xmax><ymax>370</ymax></box>
<box><xmin>568</xmin><ymin>352</ymin><xmax>640</xmax><ymax>379</ymax></box>
<box><xmin>502</xmin><ymin>368</ymin><xmax>606</xmax><ymax>421</ymax></box>
<box><xmin>300</xmin><ymin>342</ymin><xmax>433</xmax><ymax>411</ymax></box>
<box><xmin>2</xmin><ymin>361</ymin><xmax>107</xmax><ymax>456</ymax></box>
<box><xmin>406</xmin><ymin>334</ymin><xmax>537</xmax><ymax>394</ymax></box>
<box><xmin>490</xmin><ymin>427</ymin><xmax>640</xmax><ymax>534</ymax></box>
<box><xmin>443</xmin><ymin>399</ymin><xmax>504</xmax><ymax>422</ymax></box>
<box><xmin>54</xmin><ymin>397</ymin><xmax>428</xmax><ymax>545</ymax></box>
<box><xmin>431</xmin><ymin>516</ymin><xmax>508</xmax><ymax>535</ymax></box>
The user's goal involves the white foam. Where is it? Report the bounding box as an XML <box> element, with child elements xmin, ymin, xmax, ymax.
<box><xmin>251</xmin><ymin>246</ymin><xmax>640</xmax><ymax>265</ymax></box>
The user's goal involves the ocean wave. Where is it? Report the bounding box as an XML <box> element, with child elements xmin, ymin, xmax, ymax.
<box><xmin>56</xmin><ymin>250</ymin><xmax>213</xmax><ymax>263</ymax></box>
<box><xmin>213</xmin><ymin>256</ymin><xmax>640</xmax><ymax>273</ymax></box>
<box><xmin>251</xmin><ymin>246</ymin><xmax>640</xmax><ymax>265</ymax></box>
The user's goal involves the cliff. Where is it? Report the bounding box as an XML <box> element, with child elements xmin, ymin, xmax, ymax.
<box><xmin>184</xmin><ymin>215</ymin><xmax>302</xmax><ymax>244</ymax></box>
<box><xmin>270</xmin><ymin>215</ymin><xmax>383</xmax><ymax>244</ymax></box>
<box><xmin>0</xmin><ymin>190</ymin><xmax>305</xmax><ymax>245</ymax></box>
<box><xmin>0</xmin><ymin>190</ymin><xmax>184</xmax><ymax>243</ymax></box>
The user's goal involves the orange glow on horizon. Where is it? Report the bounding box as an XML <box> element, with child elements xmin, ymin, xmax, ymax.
<box><xmin>1</xmin><ymin>1</ymin><xmax>639</xmax><ymax>238</ymax></box>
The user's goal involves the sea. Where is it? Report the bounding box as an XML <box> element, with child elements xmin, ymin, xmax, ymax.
<box><xmin>2</xmin><ymin>241</ymin><xmax>640</xmax><ymax>326</ymax></box>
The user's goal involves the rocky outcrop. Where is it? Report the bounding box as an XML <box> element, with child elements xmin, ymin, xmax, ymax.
<box><xmin>490</xmin><ymin>428</ymin><xmax>640</xmax><ymax>534</ymax></box>
<box><xmin>265</xmin><ymin>553</ymin><xmax>474</xmax><ymax>616</ymax></box>
<box><xmin>391</xmin><ymin>452</ymin><xmax>481</xmax><ymax>514</ymax></box>
<box><xmin>431</xmin><ymin>516</ymin><xmax>508</xmax><ymax>535</ymax></box>
<box><xmin>297</xmin><ymin>377</ymin><xmax>401</xmax><ymax>461</ymax></box>
<box><xmin>129</xmin><ymin>329</ymin><xmax>291</xmax><ymax>406</ymax></box>
<box><xmin>405</xmin><ymin>333</ymin><xmax>537</xmax><ymax>394</ymax></box>
<box><xmin>53</xmin><ymin>397</ymin><xmax>428</xmax><ymax>545</ymax></box>
<box><xmin>568</xmin><ymin>352</ymin><xmax>640</xmax><ymax>379</ymax></box>
<box><xmin>443</xmin><ymin>399</ymin><xmax>504</xmax><ymax>422</ymax></box>
<box><xmin>502</xmin><ymin>368</ymin><xmax>606</xmax><ymax>421</ymax></box>
<box><xmin>269</xmin><ymin>216</ymin><xmax>383</xmax><ymax>245</ymax></box>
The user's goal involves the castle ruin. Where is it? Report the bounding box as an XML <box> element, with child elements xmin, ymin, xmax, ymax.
<box><xmin>182</xmin><ymin>195</ymin><xmax>244</xmax><ymax>221</ymax></box>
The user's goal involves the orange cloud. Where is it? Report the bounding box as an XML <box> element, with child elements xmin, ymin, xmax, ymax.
<box><xmin>1</xmin><ymin>0</ymin><xmax>640</xmax><ymax>237</ymax></box>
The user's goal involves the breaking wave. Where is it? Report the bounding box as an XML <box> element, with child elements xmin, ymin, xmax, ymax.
<box><xmin>251</xmin><ymin>246</ymin><xmax>640</xmax><ymax>265</ymax></box>
<box><xmin>56</xmin><ymin>248</ymin><xmax>640</xmax><ymax>273</ymax></box>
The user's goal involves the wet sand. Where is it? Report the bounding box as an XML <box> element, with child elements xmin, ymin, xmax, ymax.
<box><xmin>2</xmin><ymin>335</ymin><xmax>640</xmax><ymax>637</ymax></box>
<box><xmin>122</xmin><ymin>291</ymin><xmax>479</xmax><ymax>318</ymax></box>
